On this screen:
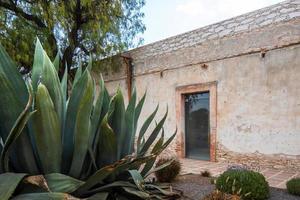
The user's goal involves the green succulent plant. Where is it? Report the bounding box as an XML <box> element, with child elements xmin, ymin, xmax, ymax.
<box><xmin>0</xmin><ymin>39</ymin><xmax>179</xmax><ymax>200</ymax></box>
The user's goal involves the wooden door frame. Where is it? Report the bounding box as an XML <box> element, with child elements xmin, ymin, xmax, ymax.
<box><xmin>175</xmin><ymin>81</ymin><xmax>217</xmax><ymax>162</ymax></box>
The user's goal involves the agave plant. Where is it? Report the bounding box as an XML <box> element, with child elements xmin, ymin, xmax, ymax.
<box><xmin>0</xmin><ymin>39</ymin><xmax>178</xmax><ymax>200</ymax></box>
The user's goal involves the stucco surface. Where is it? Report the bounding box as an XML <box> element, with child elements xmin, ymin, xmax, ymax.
<box><xmin>125</xmin><ymin>45</ymin><xmax>300</xmax><ymax>156</ymax></box>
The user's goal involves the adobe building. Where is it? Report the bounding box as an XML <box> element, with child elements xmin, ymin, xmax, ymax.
<box><xmin>92</xmin><ymin>0</ymin><xmax>300</xmax><ymax>170</ymax></box>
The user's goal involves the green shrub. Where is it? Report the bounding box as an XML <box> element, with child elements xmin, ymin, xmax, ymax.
<box><xmin>216</xmin><ymin>170</ymin><xmax>269</xmax><ymax>200</ymax></box>
<box><xmin>286</xmin><ymin>178</ymin><xmax>300</xmax><ymax>196</ymax></box>
<box><xmin>155</xmin><ymin>158</ymin><xmax>181</xmax><ymax>182</ymax></box>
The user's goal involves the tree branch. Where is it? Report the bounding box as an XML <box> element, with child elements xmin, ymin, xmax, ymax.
<box><xmin>0</xmin><ymin>0</ymin><xmax>46</xmax><ymax>28</ymax></box>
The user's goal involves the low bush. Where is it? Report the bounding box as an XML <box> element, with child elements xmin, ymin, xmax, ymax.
<box><xmin>155</xmin><ymin>157</ymin><xmax>181</xmax><ymax>182</ymax></box>
<box><xmin>216</xmin><ymin>170</ymin><xmax>269</xmax><ymax>200</ymax></box>
<box><xmin>286</xmin><ymin>178</ymin><xmax>300</xmax><ymax>196</ymax></box>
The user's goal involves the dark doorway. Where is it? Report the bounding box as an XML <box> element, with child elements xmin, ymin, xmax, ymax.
<box><xmin>184</xmin><ymin>92</ymin><xmax>210</xmax><ymax>160</ymax></box>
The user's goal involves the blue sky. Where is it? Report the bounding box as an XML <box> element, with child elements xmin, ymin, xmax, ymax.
<box><xmin>142</xmin><ymin>0</ymin><xmax>283</xmax><ymax>45</ymax></box>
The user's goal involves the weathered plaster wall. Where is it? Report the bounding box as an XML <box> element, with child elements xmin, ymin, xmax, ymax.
<box><xmin>92</xmin><ymin>0</ymin><xmax>300</xmax><ymax>166</ymax></box>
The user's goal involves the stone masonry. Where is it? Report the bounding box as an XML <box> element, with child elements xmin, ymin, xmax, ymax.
<box><xmin>92</xmin><ymin>0</ymin><xmax>300</xmax><ymax>170</ymax></box>
<box><xmin>130</xmin><ymin>0</ymin><xmax>300</xmax><ymax>64</ymax></box>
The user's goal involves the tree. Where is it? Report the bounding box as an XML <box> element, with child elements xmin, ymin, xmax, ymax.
<box><xmin>0</xmin><ymin>0</ymin><xmax>145</xmax><ymax>75</ymax></box>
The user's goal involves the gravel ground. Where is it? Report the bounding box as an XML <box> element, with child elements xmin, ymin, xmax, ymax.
<box><xmin>269</xmin><ymin>188</ymin><xmax>300</xmax><ymax>200</ymax></box>
<box><xmin>171</xmin><ymin>174</ymin><xmax>214</xmax><ymax>199</ymax></box>
<box><xmin>171</xmin><ymin>174</ymin><xmax>300</xmax><ymax>200</ymax></box>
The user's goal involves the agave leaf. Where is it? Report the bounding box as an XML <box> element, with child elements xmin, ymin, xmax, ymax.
<box><xmin>32</xmin><ymin>84</ymin><xmax>62</xmax><ymax>173</ymax></box>
<box><xmin>0</xmin><ymin>93</ymin><xmax>34</xmax><ymax>172</ymax></box>
<box><xmin>140</xmin><ymin>130</ymin><xmax>164</xmax><ymax>176</ymax></box>
<box><xmin>139</xmin><ymin>107</ymin><xmax>167</xmax><ymax>156</ymax></box>
<box><xmin>41</xmin><ymin>50</ymin><xmax>64</xmax><ymax>125</ymax></box>
<box><xmin>75</xmin><ymin>160</ymin><xmax>129</xmax><ymax>194</ymax></box>
<box><xmin>60</xmin><ymin>65</ymin><xmax>68</xmax><ymax>133</ymax></box>
<box><xmin>61</xmin><ymin>65</ymin><xmax>68</xmax><ymax>102</ymax></box>
<box><xmin>0</xmin><ymin>44</ymin><xmax>28</xmax><ymax>141</ymax></box>
<box><xmin>76</xmin><ymin>156</ymin><xmax>153</xmax><ymax>194</ymax></box>
<box><xmin>108</xmin><ymin>89</ymin><xmax>126</xmax><ymax>160</ymax></box>
<box><xmin>144</xmin><ymin>158</ymin><xmax>175</xmax><ymax>178</ymax></box>
<box><xmin>62</xmin><ymin>67</ymin><xmax>88</xmax><ymax>173</ymax></box>
<box><xmin>0</xmin><ymin>173</ymin><xmax>26</xmax><ymax>200</ymax></box>
<box><xmin>87</xmin><ymin>192</ymin><xmax>109</xmax><ymax>200</ymax></box>
<box><xmin>0</xmin><ymin>44</ymin><xmax>38</xmax><ymax>174</ymax></box>
<box><xmin>83</xmin><ymin>181</ymin><xmax>137</xmax><ymax>196</ymax></box>
<box><xmin>122</xmin><ymin>187</ymin><xmax>150</xmax><ymax>199</ymax></box>
<box><xmin>90</xmin><ymin>74</ymin><xmax>105</xmax><ymax>147</ymax></box>
<box><xmin>87</xmin><ymin>56</ymin><xmax>93</xmax><ymax>71</ymax></box>
<box><xmin>96</xmin><ymin>115</ymin><xmax>117</xmax><ymax>168</ymax></box>
<box><xmin>11</xmin><ymin>192</ymin><xmax>78</xmax><ymax>200</ymax></box>
<box><xmin>72</xmin><ymin>64</ymin><xmax>82</xmax><ymax>89</ymax></box>
<box><xmin>160</xmin><ymin>129</ymin><xmax>177</xmax><ymax>152</ymax></box>
<box><xmin>53</xmin><ymin>51</ymin><xmax>60</xmax><ymax>72</ymax></box>
<box><xmin>83</xmin><ymin>76</ymin><xmax>105</xmax><ymax>175</ymax></box>
<box><xmin>144</xmin><ymin>129</ymin><xmax>177</xmax><ymax>174</ymax></box>
<box><xmin>67</xmin><ymin>70</ymin><xmax>94</xmax><ymax>178</ymax></box>
<box><xmin>45</xmin><ymin>173</ymin><xmax>84</xmax><ymax>193</ymax></box>
<box><xmin>101</xmin><ymin>87</ymin><xmax>111</xmax><ymax>118</ymax></box>
<box><xmin>122</xmin><ymin>87</ymin><xmax>137</xmax><ymax>157</ymax></box>
<box><xmin>145</xmin><ymin>184</ymin><xmax>179</xmax><ymax>197</ymax></box>
<box><xmin>91</xmin><ymin>85</ymin><xmax>111</xmax><ymax>149</ymax></box>
<box><xmin>0</xmin><ymin>138</ymin><xmax>3</xmax><ymax>155</ymax></box>
<box><xmin>136</xmin><ymin>105</ymin><xmax>159</xmax><ymax>153</ymax></box>
<box><xmin>31</xmin><ymin>38</ymin><xmax>45</xmax><ymax>92</ymax></box>
<box><xmin>134</xmin><ymin>91</ymin><xmax>146</xmax><ymax>134</ymax></box>
<box><xmin>128</xmin><ymin>170</ymin><xmax>145</xmax><ymax>191</ymax></box>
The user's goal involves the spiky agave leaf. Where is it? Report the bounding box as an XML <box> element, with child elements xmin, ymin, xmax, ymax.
<box><xmin>66</xmin><ymin>69</ymin><xmax>94</xmax><ymax>178</ymax></box>
<box><xmin>0</xmin><ymin>173</ymin><xmax>27</xmax><ymax>200</ymax></box>
<box><xmin>0</xmin><ymin>39</ymin><xmax>179</xmax><ymax>200</ymax></box>
<box><xmin>32</xmin><ymin>84</ymin><xmax>62</xmax><ymax>173</ymax></box>
<box><xmin>62</xmin><ymin>67</ymin><xmax>93</xmax><ymax>175</ymax></box>
<box><xmin>0</xmin><ymin>44</ymin><xmax>39</xmax><ymax>174</ymax></box>
<box><xmin>0</xmin><ymin>89</ymin><xmax>34</xmax><ymax>172</ymax></box>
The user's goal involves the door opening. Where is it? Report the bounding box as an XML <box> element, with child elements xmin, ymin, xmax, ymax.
<box><xmin>184</xmin><ymin>92</ymin><xmax>210</xmax><ymax>160</ymax></box>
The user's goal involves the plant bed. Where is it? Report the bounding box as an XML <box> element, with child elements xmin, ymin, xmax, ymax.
<box><xmin>269</xmin><ymin>187</ymin><xmax>300</xmax><ymax>200</ymax></box>
<box><xmin>171</xmin><ymin>174</ymin><xmax>215</xmax><ymax>200</ymax></box>
<box><xmin>171</xmin><ymin>174</ymin><xmax>299</xmax><ymax>200</ymax></box>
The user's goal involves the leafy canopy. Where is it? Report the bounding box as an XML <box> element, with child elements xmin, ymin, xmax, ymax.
<box><xmin>0</xmin><ymin>0</ymin><xmax>145</xmax><ymax>74</ymax></box>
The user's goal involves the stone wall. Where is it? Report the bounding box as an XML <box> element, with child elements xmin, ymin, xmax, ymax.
<box><xmin>92</xmin><ymin>0</ymin><xmax>300</xmax><ymax>169</ymax></box>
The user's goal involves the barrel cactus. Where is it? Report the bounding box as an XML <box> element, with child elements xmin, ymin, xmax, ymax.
<box><xmin>0</xmin><ymin>39</ymin><xmax>178</xmax><ymax>199</ymax></box>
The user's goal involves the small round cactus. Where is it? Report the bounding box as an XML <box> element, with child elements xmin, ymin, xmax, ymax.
<box><xmin>155</xmin><ymin>157</ymin><xmax>181</xmax><ymax>182</ymax></box>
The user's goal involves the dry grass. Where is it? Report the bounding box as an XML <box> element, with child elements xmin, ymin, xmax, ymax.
<box><xmin>202</xmin><ymin>190</ymin><xmax>241</xmax><ymax>200</ymax></box>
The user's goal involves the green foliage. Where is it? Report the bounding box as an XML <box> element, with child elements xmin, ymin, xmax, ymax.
<box><xmin>0</xmin><ymin>40</ymin><xmax>179</xmax><ymax>199</ymax></box>
<box><xmin>155</xmin><ymin>158</ymin><xmax>181</xmax><ymax>182</ymax></box>
<box><xmin>286</xmin><ymin>178</ymin><xmax>300</xmax><ymax>196</ymax></box>
<box><xmin>216</xmin><ymin>170</ymin><xmax>269</xmax><ymax>200</ymax></box>
<box><xmin>0</xmin><ymin>0</ymin><xmax>145</xmax><ymax>73</ymax></box>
